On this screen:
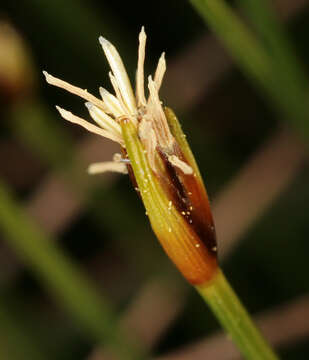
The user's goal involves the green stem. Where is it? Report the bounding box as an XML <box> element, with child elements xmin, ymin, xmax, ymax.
<box><xmin>236</xmin><ymin>0</ymin><xmax>308</xmax><ymax>117</ymax></box>
<box><xmin>0</xmin><ymin>180</ymin><xmax>145</xmax><ymax>360</ymax></box>
<box><xmin>196</xmin><ymin>269</ymin><xmax>279</xmax><ymax>360</ymax></box>
<box><xmin>190</xmin><ymin>0</ymin><xmax>309</xmax><ymax>139</ymax></box>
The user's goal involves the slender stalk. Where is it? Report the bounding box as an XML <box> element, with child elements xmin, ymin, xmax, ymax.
<box><xmin>236</xmin><ymin>0</ymin><xmax>308</xmax><ymax>119</ymax></box>
<box><xmin>0</xmin><ymin>180</ymin><xmax>145</xmax><ymax>360</ymax></box>
<box><xmin>190</xmin><ymin>0</ymin><xmax>309</xmax><ymax>139</ymax></box>
<box><xmin>196</xmin><ymin>269</ymin><xmax>279</xmax><ymax>360</ymax></box>
<box><xmin>237</xmin><ymin>0</ymin><xmax>302</xmax><ymax>70</ymax></box>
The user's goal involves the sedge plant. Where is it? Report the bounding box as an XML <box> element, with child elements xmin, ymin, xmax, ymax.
<box><xmin>44</xmin><ymin>28</ymin><xmax>278</xmax><ymax>359</ymax></box>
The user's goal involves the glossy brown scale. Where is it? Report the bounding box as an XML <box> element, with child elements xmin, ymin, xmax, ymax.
<box><xmin>157</xmin><ymin>144</ymin><xmax>217</xmax><ymax>258</ymax></box>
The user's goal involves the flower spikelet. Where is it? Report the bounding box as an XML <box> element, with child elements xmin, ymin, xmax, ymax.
<box><xmin>44</xmin><ymin>28</ymin><xmax>218</xmax><ymax>285</ymax></box>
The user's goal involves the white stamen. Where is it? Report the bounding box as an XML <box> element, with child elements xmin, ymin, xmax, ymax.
<box><xmin>43</xmin><ymin>71</ymin><xmax>108</xmax><ymax>112</ymax></box>
<box><xmin>45</xmin><ymin>30</ymin><xmax>179</xmax><ymax>177</ymax></box>
<box><xmin>108</xmin><ymin>72</ymin><xmax>133</xmax><ymax>119</ymax></box>
<box><xmin>99</xmin><ymin>36</ymin><xmax>136</xmax><ymax>115</ymax></box>
<box><xmin>88</xmin><ymin>161</ymin><xmax>128</xmax><ymax>175</ymax></box>
<box><xmin>99</xmin><ymin>87</ymin><xmax>124</xmax><ymax>117</ymax></box>
<box><xmin>148</xmin><ymin>76</ymin><xmax>174</xmax><ymax>147</ymax></box>
<box><xmin>154</xmin><ymin>52</ymin><xmax>166</xmax><ymax>92</ymax></box>
<box><xmin>55</xmin><ymin>106</ymin><xmax>123</xmax><ymax>145</ymax></box>
<box><xmin>85</xmin><ymin>102</ymin><xmax>122</xmax><ymax>137</ymax></box>
<box><xmin>138</xmin><ymin>118</ymin><xmax>157</xmax><ymax>171</ymax></box>
<box><xmin>136</xmin><ymin>26</ymin><xmax>147</xmax><ymax>107</ymax></box>
<box><xmin>168</xmin><ymin>155</ymin><xmax>193</xmax><ymax>175</ymax></box>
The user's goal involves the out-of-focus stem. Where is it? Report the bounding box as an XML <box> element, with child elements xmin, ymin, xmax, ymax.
<box><xmin>237</xmin><ymin>0</ymin><xmax>308</xmax><ymax>121</ymax></box>
<box><xmin>190</xmin><ymin>0</ymin><xmax>309</xmax><ymax>139</ymax></box>
<box><xmin>196</xmin><ymin>269</ymin><xmax>279</xmax><ymax>360</ymax></box>
<box><xmin>0</xmin><ymin>180</ymin><xmax>145</xmax><ymax>360</ymax></box>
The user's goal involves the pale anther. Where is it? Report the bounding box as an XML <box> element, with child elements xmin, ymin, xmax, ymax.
<box><xmin>168</xmin><ymin>155</ymin><xmax>193</xmax><ymax>175</ymax></box>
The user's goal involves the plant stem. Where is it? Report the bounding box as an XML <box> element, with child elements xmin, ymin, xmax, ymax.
<box><xmin>190</xmin><ymin>0</ymin><xmax>309</xmax><ymax>139</ymax></box>
<box><xmin>236</xmin><ymin>0</ymin><xmax>308</xmax><ymax>118</ymax></box>
<box><xmin>0</xmin><ymin>180</ymin><xmax>145</xmax><ymax>360</ymax></box>
<box><xmin>196</xmin><ymin>269</ymin><xmax>279</xmax><ymax>359</ymax></box>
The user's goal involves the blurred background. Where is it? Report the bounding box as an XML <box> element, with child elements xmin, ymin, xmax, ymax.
<box><xmin>0</xmin><ymin>0</ymin><xmax>308</xmax><ymax>359</ymax></box>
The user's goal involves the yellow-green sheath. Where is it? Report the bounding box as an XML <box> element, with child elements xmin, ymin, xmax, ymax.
<box><xmin>121</xmin><ymin>119</ymin><xmax>218</xmax><ymax>284</ymax></box>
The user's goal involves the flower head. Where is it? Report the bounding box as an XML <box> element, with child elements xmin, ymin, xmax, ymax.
<box><xmin>44</xmin><ymin>28</ymin><xmax>218</xmax><ymax>285</ymax></box>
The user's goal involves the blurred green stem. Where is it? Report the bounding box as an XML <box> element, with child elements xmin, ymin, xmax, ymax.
<box><xmin>237</xmin><ymin>0</ymin><xmax>308</xmax><ymax>115</ymax></box>
<box><xmin>196</xmin><ymin>270</ymin><xmax>279</xmax><ymax>359</ymax></box>
<box><xmin>237</xmin><ymin>0</ymin><xmax>301</xmax><ymax>66</ymax></box>
<box><xmin>190</xmin><ymin>0</ymin><xmax>309</xmax><ymax>139</ymax></box>
<box><xmin>0</xmin><ymin>180</ymin><xmax>145</xmax><ymax>360</ymax></box>
<box><xmin>0</xmin><ymin>300</ymin><xmax>47</xmax><ymax>360</ymax></box>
